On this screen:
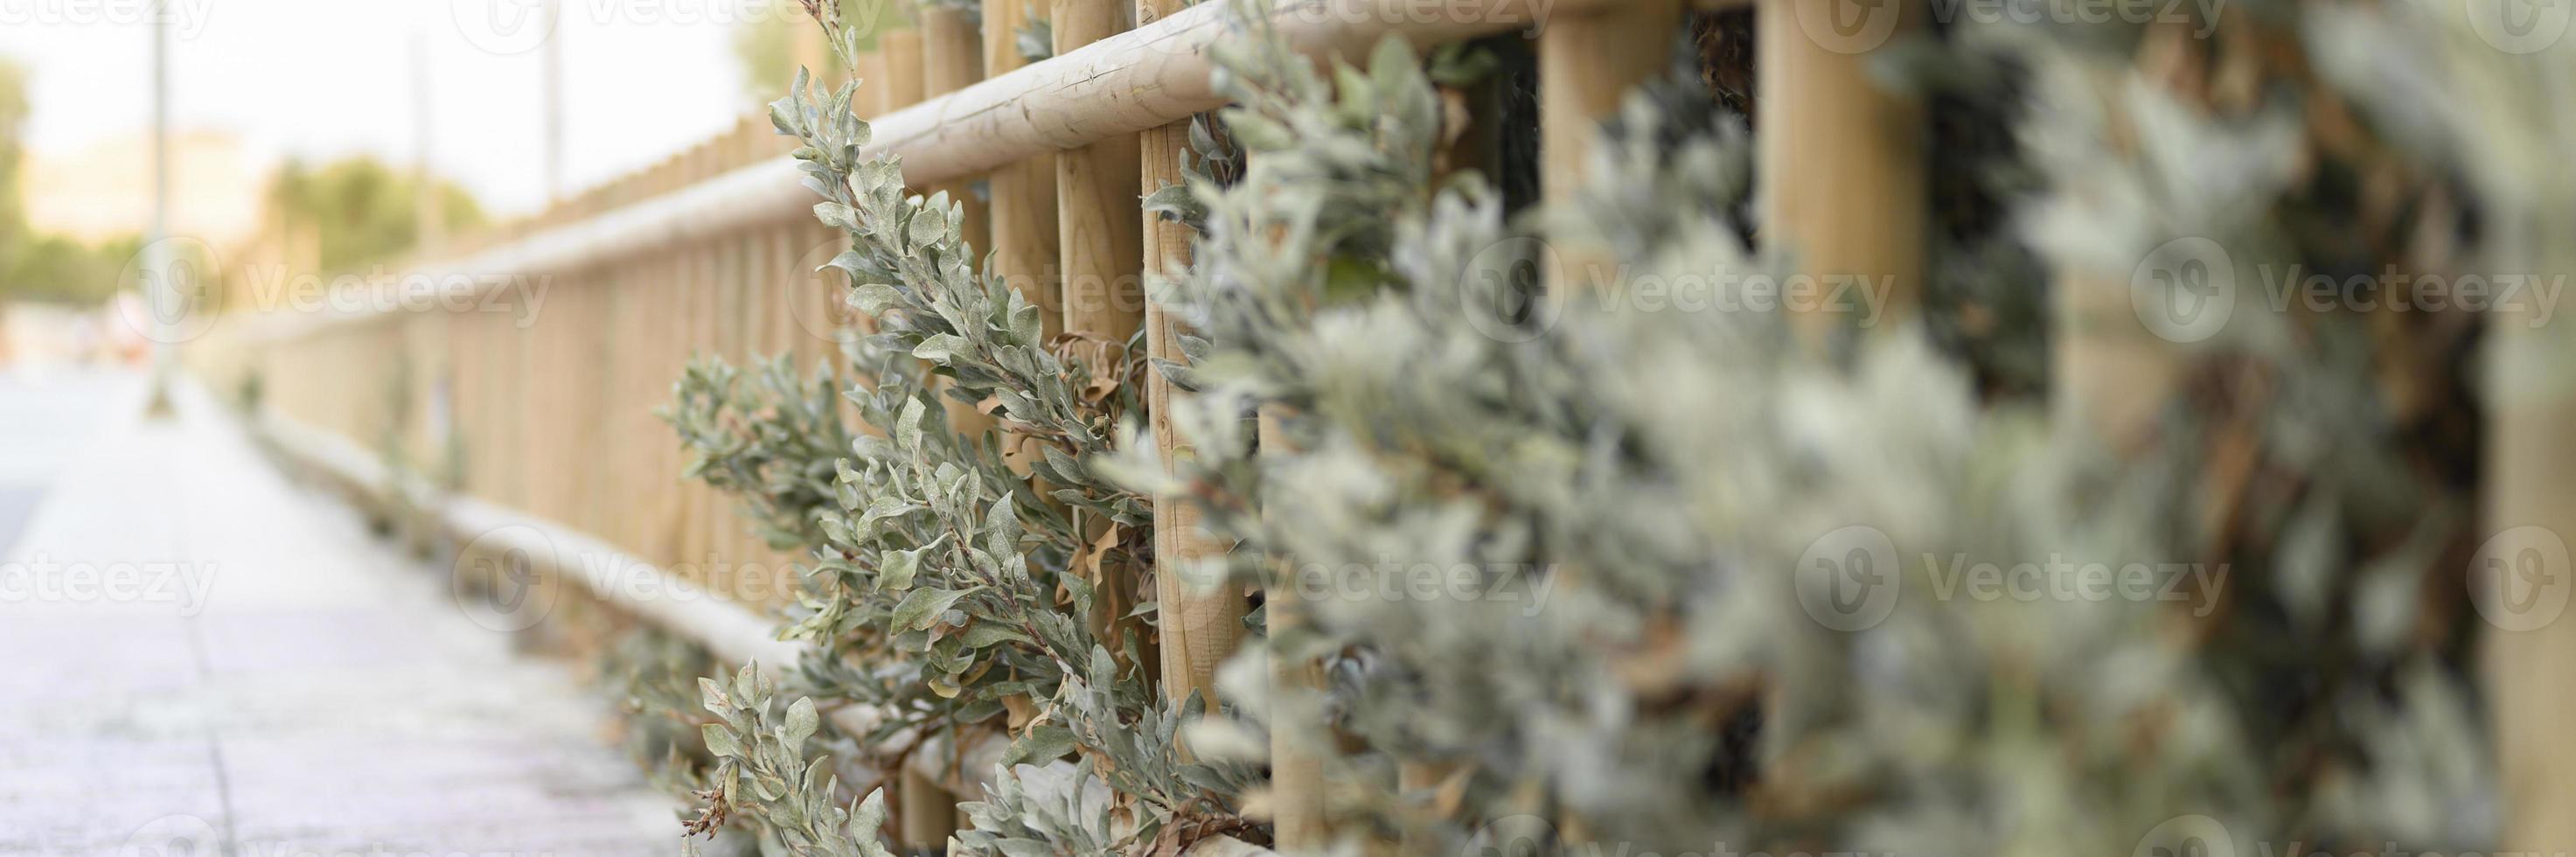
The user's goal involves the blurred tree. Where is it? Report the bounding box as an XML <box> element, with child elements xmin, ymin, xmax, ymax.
<box><xmin>732</xmin><ymin>0</ymin><xmax>908</xmax><ymax>107</ymax></box>
<box><xmin>263</xmin><ymin>156</ymin><xmax>485</xmax><ymax>274</ymax></box>
<box><xmin>0</xmin><ymin>56</ymin><xmax>127</xmax><ymax>307</ymax></box>
<box><xmin>5</xmin><ymin>234</ymin><xmax>137</xmax><ymax>305</ymax></box>
<box><xmin>0</xmin><ymin>58</ymin><xmax>26</xmax><ymax>245</ymax></box>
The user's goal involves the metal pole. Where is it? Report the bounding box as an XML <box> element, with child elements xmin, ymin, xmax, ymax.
<box><xmin>142</xmin><ymin>0</ymin><xmax>174</xmax><ymax>417</ymax></box>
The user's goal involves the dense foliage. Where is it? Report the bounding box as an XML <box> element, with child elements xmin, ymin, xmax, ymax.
<box><xmin>659</xmin><ymin>1</ymin><xmax>2565</xmax><ymax>854</ymax></box>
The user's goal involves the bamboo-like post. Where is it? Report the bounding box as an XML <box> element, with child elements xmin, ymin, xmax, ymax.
<box><xmin>923</xmin><ymin>5</ymin><xmax>998</xmax><ymax>445</ymax></box>
<box><xmin>1539</xmin><ymin>0</ymin><xmax>1681</xmax><ymax>204</ymax></box>
<box><xmin>881</xmin><ymin>29</ymin><xmax>926</xmax><ymax>110</ymax></box>
<box><xmin>897</xmin><ymin>766</ymin><xmax>957</xmax><ymax>852</ymax></box>
<box><xmin>1051</xmin><ymin>0</ymin><xmax>1145</xmax><ymax>354</ymax></box>
<box><xmin>1538</xmin><ymin>0</ymin><xmax>1680</xmax><ymax>308</ymax></box>
<box><xmin>1755</xmin><ymin>0</ymin><xmax>1925</xmax><ymax>321</ymax></box>
<box><xmin>853</xmin><ymin>50</ymin><xmax>888</xmax><ymax>116</ymax></box>
<box><xmin>982</xmin><ymin>0</ymin><xmax>1064</xmax><ymax>340</ymax></box>
<box><xmin>874</xmin><ymin>17</ymin><xmax>970</xmax><ymax>812</ymax></box>
<box><xmin>1257</xmin><ymin>412</ymin><xmax>1328</xmax><ymax>850</ymax></box>
<box><xmin>2054</xmin><ymin>270</ymin><xmax>2183</xmax><ymax>447</ymax></box>
<box><xmin>2486</xmin><ymin>210</ymin><xmax>2576</xmax><ymax>851</ymax></box>
<box><xmin>1138</xmin><ymin>0</ymin><xmax>1245</xmax><ymax>709</ymax></box>
<box><xmin>792</xmin><ymin>6</ymin><xmax>830</xmax><ymax>77</ymax></box>
<box><xmin>921</xmin><ymin>6</ymin><xmax>990</xmax><ymax>251</ymax></box>
<box><xmin>1051</xmin><ymin>0</ymin><xmax>1154</xmax><ymax>679</ymax></box>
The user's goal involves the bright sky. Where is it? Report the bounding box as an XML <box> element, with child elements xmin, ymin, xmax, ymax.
<box><xmin>0</xmin><ymin>0</ymin><xmax>776</xmax><ymax>219</ymax></box>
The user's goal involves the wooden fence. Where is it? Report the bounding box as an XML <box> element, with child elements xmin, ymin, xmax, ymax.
<box><xmin>176</xmin><ymin>0</ymin><xmax>2576</xmax><ymax>853</ymax></box>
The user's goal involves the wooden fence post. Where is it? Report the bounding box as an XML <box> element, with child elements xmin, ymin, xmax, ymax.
<box><xmin>853</xmin><ymin>50</ymin><xmax>888</xmax><ymax>116</ymax></box>
<box><xmin>1540</xmin><ymin>0</ymin><xmax>1682</xmax><ymax>204</ymax></box>
<box><xmin>1756</xmin><ymin>0</ymin><xmax>1925</xmax><ymax>323</ymax></box>
<box><xmin>2486</xmin><ymin>238</ymin><xmax>2576</xmax><ymax>853</ymax></box>
<box><xmin>921</xmin><ymin>6</ymin><xmax>990</xmax><ymax>251</ymax></box>
<box><xmin>1138</xmin><ymin>0</ymin><xmax>1245</xmax><ymax>713</ymax></box>
<box><xmin>1257</xmin><ymin>412</ymin><xmax>1329</xmax><ymax>852</ymax></box>
<box><xmin>1050</xmin><ymin>0</ymin><xmax>1144</xmax><ymax>353</ymax></box>
<box><xmin>881</xmin><ymin>28</ymin><xmax>926</xmax><ymax>110</ymax></box>
<box><xmin>1052</xmin><ymin>0</ymin><xmax>1155</xmax><ymax>680</ymax></box>
<box><xmin>982</xmin><ymin>0</ymin><xmax>1063</xmax><ymax>345</ymax></box>
<box><xmin>898</xmin><ymin>765</ymin><xmax>958</xmax><ymax>852</ymax></box>
<box><xmin>923</xmin><ymin>5</ymin><xmax>999</xmax><ymax>447</ymax></box>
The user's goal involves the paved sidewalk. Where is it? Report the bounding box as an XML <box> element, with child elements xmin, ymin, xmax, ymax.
<box><xmin>0</xmin><ymin>370</ymin><xmax>677</xmax><ymax>856</ymax></box>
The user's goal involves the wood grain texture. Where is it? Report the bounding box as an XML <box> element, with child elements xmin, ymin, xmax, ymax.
<box><xmin>1539</xmin><ymin>0</ymin><xmax>1681</xmax><ymax>203</ymax></box>
<box><xmin>1053</xmin><ymin>0</ymin><xmax>1157</xmax><ymax>691</ymax></box>
<box><xmin>1257</xmin><ymin>410</ymin><xmax>1329</xmax><ymax>851</ymax></box>
<box><xmin>1138</xmin><ymin>0</ymin><xmax>1243</xmax><ymax>707</ymax></box>
<box><xmin>1756</xmin><ymin>0</ymin><xmax>1924</xmax><ymax>321</ymax></box>
<box><xmin>880</xmin><ymin>29</ymin><xmax>925</xmax><ymax>110</ymax></box>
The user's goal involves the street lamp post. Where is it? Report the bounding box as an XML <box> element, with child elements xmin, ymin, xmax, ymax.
<box><xmin>140</xmin><ymin>0</ymin><xmax>175</xmax><ymax>419</ymax></box>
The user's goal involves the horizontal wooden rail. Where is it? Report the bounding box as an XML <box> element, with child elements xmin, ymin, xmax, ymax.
<box><xmin>212</xmin><ymin>0</ymin><xmax>1737</xmax><ymax>849</ymax></box>
<box><xmin>235</xmin><ymin>0</ymin><xmax>1657</xmax><ymax>346</ymax></box>
<box><xmin>249</xmin><ymin>404</ymin><xmax>1273</xmax><ymax>855</ymax></box>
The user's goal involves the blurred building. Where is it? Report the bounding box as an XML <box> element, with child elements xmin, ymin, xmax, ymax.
<box><xmin>21</xmin><ymin>129</ymin><xmax>264</xmax><ymax>248</ymax></box>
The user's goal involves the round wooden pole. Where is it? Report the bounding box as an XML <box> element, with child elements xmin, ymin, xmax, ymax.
<box><xmin>1051</xmin><ymin>0</ymin><xmax>1145</xmax><ymax>356</ymax></box>
<box><xmin>982</xmin><ymin>0</ymin><xmax>1063</xmax><ymax>346</ymax></box>
<box><xmin>880</xmin><ymin>28</ymin><xmax>926</xmax><ymax>109</ymax></box>
<box><xmin>1539</xmin><ymin>0</ymin><xmax>1682</xmax><ymax>204</ymax></box>
<box><xmin>1755</xmin><ymin>0</ymin><xmax>1925</xmax><ymax>324</ymax></box>
<box><xmin>1137</xmin><ymin>0</ymin><xmax>1248</xmax><ymax>714</ymax></box>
